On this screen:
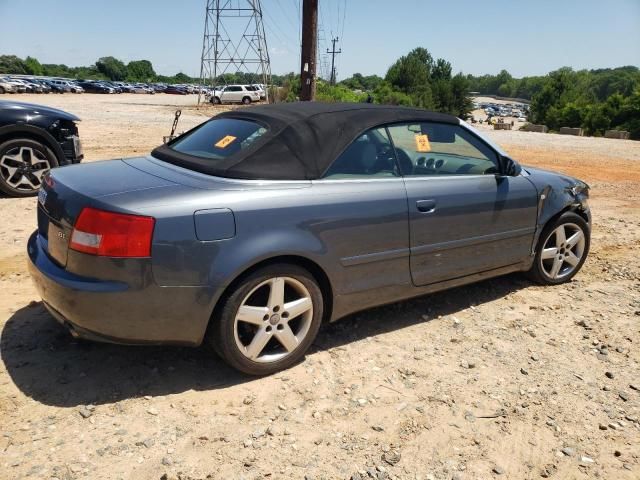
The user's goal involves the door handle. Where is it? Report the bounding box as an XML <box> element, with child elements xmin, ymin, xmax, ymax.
<box><xmin>416</xmin><ymin>199</ymin><xmax>436</xmax><ymax>213</ymax></box>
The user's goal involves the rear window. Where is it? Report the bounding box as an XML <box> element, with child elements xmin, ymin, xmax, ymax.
<box><xmin>169</xmin><ymin>118</ymin><xmax>267</xmax><ymax>160</ymax></box>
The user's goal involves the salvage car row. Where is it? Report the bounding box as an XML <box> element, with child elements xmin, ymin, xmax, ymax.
<box><xmin>0</xmin><ymin>77</ymin><xmax>196</xmax><ymax>95</ymax></box>
<box><xmin>0</xmin><ymin>76</ymin><xmax>268</xmax><ymax>101</ymax></box>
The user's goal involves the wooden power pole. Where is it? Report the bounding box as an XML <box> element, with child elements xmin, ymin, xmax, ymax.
<box><xmin>299</xmin><ymin>0</ymin><xmax>318</xmax><ymax>101</ymax></box>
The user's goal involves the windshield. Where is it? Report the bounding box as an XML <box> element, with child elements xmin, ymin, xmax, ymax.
<box><xmin>169</xmin><ymin>118</ymin><xmax>267</xmax><ymax>160</ymax></box>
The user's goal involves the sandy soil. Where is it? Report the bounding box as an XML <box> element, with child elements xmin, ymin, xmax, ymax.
<box><xmin>0</xmin><ymin>94</ymin><xmax>639</xmax><ymax>480</ymax></box>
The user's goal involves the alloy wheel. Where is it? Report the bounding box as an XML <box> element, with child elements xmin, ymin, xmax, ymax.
<box><xmin>233</xmin><ymin>276</ymin><xmax>314</xmax><ymax>363</ymax></box>
<box><xmin>0</xmin><ymin>146</ymin><xmax>51</xmax><ymax>192</ymax></box>
<box><xmin>540</xmin><ymin>223</ymin><xmax>586</xmax><ymax>280</ymax></box>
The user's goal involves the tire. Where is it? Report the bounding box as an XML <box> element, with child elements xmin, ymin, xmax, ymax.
<box><xmin>209</xmin><ymin>264</ymin><xmax>324</xmax><ymax>375</ymax></box>
<box><xmin>527</xmin><ymin>211</ymin><xmax>590</xmax><ymax>285</ymax></box>
<box><xmin>0</xmin><ymin>87</ymin><xmax>5</xmax><ymax>94</ymax></box>
<box><xmin>211</xmin><ymin>96</ymin><xmax>222</xmax><ymax>105</ymax></box>
<box><xmin>242</xmin><ymin>96</ymin><xmax>251</xmax><ymax>105</ymax></box>
<box><xmin>0</xmin><ymin>138</ymin><xmax>59</xmax><ymax>197</ymax></box>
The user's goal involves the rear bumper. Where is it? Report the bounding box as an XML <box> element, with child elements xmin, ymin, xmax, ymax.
<box><xmin>27</xmin><ymin>231</ymin><xmax>214</xmax><ymax>346</ymax></box>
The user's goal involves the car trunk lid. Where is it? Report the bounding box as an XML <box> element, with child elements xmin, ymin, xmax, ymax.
<box><xmin>37</xmin><ymin>159</ymin><xmax>177</xmax><ymax>267</ymax></box>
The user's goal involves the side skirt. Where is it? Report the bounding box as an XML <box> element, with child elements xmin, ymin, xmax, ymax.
<box><xmin>330</xmin><ymin>261</ymin><xmax>531</xmax><ymax>322</ymax></box>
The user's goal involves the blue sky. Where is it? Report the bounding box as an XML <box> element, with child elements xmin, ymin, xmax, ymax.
<box><xmin>1</xmin><ymin>0</ymin><xmax>638</xmax><ymax>79</ymax></box>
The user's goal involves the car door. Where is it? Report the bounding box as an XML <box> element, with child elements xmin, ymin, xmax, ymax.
<box><xmin>311</xmin><ymin>127</ymin><xmax>411</xmax><ymax>306</ymax></box>
<box><xmin>386</xmin><ymin>121</ymin><xmax>538</xmax><ymax>286</ymax></box>
<box><xmin>227</xmin><ymin>86</ymin><xmax>242</xmax><ymax>102</ymax></box>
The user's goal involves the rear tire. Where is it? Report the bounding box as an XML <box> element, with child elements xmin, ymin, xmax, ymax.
<box><xmin>526</xmin><ymin>211</ymin><xmax>590</xmax><ymax>285</ymax></box>
<box><xmin>242</xmin><ymin>96</ymin><xmax>251</xmax><ymax>105</ymax></box>
<box><xmin>208</xmin><ymin>264</ymin><xmax>323</xmax><ymax>375</ymax></box>
<box><xmin>0</xmin><ymin>138</ymin><xmax>58</xmax><ymax>197</ymax></box>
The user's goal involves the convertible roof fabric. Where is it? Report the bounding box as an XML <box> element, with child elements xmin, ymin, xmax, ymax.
<box><xmin>151</xmin><ymin>102</ymin><xmax>459</xmax><ymax>180</ymax></box>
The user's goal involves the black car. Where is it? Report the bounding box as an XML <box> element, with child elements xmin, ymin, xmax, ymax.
<box><xmin>164</xmin><ymin>85</ymin><xmax>188</xmax><ymax>95</ymax></box>
<box><xmin>76</xmin><ymin>81</ymin><xmax>113</xmax><ymax>94</ymax></box>
<box><xmin>0</xmin><ymin>100</ymin><xmax>83</xmax><ymax>197</ymax></box>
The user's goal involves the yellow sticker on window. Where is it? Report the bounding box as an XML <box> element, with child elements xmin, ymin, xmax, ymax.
<box><xmin>415</xmin><ymin>134</ymin><xmax>431</xmax><ymax>152</ymax></box>
<box><xmin>215</xmin><ymin>135</ymin><xmax>237</xmax><ymax>148</ymax></box>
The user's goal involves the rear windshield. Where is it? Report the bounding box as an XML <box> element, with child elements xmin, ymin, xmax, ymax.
<box><xmin>169</xmin><ymin>118</ymin><xmax>267</xmax><ymax>160</ymax></box>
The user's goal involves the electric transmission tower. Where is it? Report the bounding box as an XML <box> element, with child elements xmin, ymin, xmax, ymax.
<box><xmin>198</xmin><ymin>0</ymin><xmax>272</xmax><ymax>104</ymax></box>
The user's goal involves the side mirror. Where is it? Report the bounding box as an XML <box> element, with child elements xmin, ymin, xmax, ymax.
<box><xmin>501</xmin><ymin>156</ymin><xmax>522</xmax><ymax>176</ymax></box>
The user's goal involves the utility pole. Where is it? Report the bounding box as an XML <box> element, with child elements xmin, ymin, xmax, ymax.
<box><xmin>327</xmin><ymin>37</ymin><xmax>341</xmax><ymax>85</ymax></box>
<box><xmin>299</xmin><ymin>0</ymin><xmax>318</xmax><ymax>101</ymax></box>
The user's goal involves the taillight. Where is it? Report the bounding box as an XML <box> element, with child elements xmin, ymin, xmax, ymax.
<box><xmin>70</xmin><ymin>207</ymin><xmax>155</xmax><ymax>257</ymax></box>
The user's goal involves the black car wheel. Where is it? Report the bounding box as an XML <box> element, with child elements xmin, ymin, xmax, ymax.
<box><xmin>527</xmin><ymin>211</ymin><xmax>590</xmax><ymax>285</ymax></box>
<box><xmin>209</xmin><ymin>264</ymin><xmax>323</xmax><ymax>375</ymax></box>
<box><xmin>211</xmin><ymin>96</ymin><xmax>222</xmax><ymax>105</ymax></box>
<box><xmin>0</xmin><ymin>86</ymin><xmax>5</xmax><ymax>94</ymax></box>
<box><xmin>242</xmin><ymin>96</ymin><xmax>251</xmax><ymax>105</ymax></box>
<box><xmin>0</xmin><ymin>138</ymin><xmax>58</xmax><ymax>197</ymax></box>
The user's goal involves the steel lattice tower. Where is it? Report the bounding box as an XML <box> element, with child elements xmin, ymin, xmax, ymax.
<box><xmin>197</xmin><ymin>0</ymin><xmax>272</xmax><ymax>104</ymax></box>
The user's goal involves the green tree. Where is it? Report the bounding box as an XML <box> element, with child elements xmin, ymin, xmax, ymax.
<box><xmin>385</xmin><ymin>47</ymin><xmax>433</xmax><ymax>94</ymax></box>
<box><xmin>24</xmin><ymin>56</ymin><xmax>44</xmax><ymax>76</ymax></box>
<box><xmin>0</xmin><ymin>55</ymin><xmax>28</xmax><ymax>74</ymax></box>
<box><xmin>126</xmin><ymin>60</ymin><xmax>156</xmax><ymax>82</ymax></box>
<box><xmin>95</xmin><ymin>56</ymin><xmax>127</xmax><ymax>81</ymax></box>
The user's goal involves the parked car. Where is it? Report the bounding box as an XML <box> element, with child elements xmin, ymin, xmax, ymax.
<box><xmin>164</xmin><ymin>85</ymin><xmax>188</xmax><ymax>95</ymax></box>
<box><xmin>250</xmin><ymin>84</ymin><xmax>266</xmax><ymax>99</ymax></box>
<box><xmin>11</xmin><ymin>78</ymin><xmax>44</xmax><ymax>93</ymax></box>
<box><xmin>0</xmin><ymin>100</ymin><xmax>83</xmax><ymax>196</ymax></box>
<box><xmin>210</xmin><ymin>84</ymin><xmax>260</xmax><ymax>104</ymax></box>
<box><xmin>28</xmin><ymin>103</ymin><xmax>591</xmax><ymax>375</ymax></box>
<box><xmin>26</xmin><ymin>78</ymin><xmax>52</xmax><ymax>93</ymax></box>
<box><xmin>42</xmin><ymin>80</ymin><xmax>66</xmax><ymax>93</ymax></box>
<box><xmin>0</xmin><ymin>78</ymin><xmax>17</xmax><ymax>94</ymax></box>
<box><xmin>76</xmin><ymin>81</ymin><xmax>114</xmax><ymax>94</ymax></box>
<box><xmin>1</xmin><ymin>78</ymin><xmax>27</xmax><ymax>93</ymax></box>
<box><xmin>47</xmin><ymin>79</ymin><xmax>73</xmax><ymax>93</ymax></box>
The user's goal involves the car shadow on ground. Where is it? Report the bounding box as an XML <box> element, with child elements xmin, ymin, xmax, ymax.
<box><xmin>1</xmin><ymin>273</ymin><xmax>532</xmax><ymax>408</ymax></box>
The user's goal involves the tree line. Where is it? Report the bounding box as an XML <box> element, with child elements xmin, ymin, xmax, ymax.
<box><xmin>3</xmin><ymin>53</ymin><xmax>637</xmax><ymax>138</ymax></box>
<box><xmin>466</xmin><ymin>67</ymin><xmax>640</xmax><ymax>138</ymax></box>
<box><xmin>276</xmin><ymin>47</ymin><xmax>473</xmax><ymax>118</ymax></box>
<box><xmin>0</xmin><ymin>54</ymin><xmax>289</xmax><ymax>85</ymax></box>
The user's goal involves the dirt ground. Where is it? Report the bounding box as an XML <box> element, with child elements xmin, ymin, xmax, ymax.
<box><xmin>0</xmin><ymin>94</ymin><xmax>639</xmax><ymax>480</ymax></box>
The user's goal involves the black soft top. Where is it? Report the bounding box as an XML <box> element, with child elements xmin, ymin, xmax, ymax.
<box><xmin>151</xmin><ymin>102</ymin><xmax>459</xmax><ymax>180</ymax></box>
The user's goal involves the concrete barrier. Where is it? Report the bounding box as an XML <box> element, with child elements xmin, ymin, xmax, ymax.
<box><xmin>559</xmin><ymin>127</ymin><xmax>584</xmax><ymax>136</ymax></box>
<box><xmin>493</xmin><ymin>122</ymin><xmax>512</xmax><ymax>130</ymax></box>
<box><xmin>604</xmin><ymin>130</ymin><xmax>630</xmax><ymax>140</ymax></box>
<box><xmin>521</xmin><ymin>124</ymin><xmax>548</xmax><ymax>133</ymax></box>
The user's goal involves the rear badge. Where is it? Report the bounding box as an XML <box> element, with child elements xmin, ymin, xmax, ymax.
<box><xmin>38</xmin><ymin>188</ymin><xmax>47</xmax><ymax>206</ymax></box>
<box><xmin>57</xmin><ymin>230</ymin><xmax>67</xmax><ymax>240</ymax></box>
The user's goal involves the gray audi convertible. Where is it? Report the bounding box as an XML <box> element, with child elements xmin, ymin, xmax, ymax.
<box><xmin>28</xmin><ymin>102</ymin><xmax>591</xmax><ymax>375</ymax></box>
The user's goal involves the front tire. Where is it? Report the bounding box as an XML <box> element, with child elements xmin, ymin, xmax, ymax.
<box><xmin>242</xmin><ymin>96</ymin><xmax>251</xmax><ymax>105</ymax></box>
<box><xmin>527</xmin><ymin>211</ymin><xmax>590</xmax><ymax>285</ymax></box>
<box><xmin>209</xmin><ymin>264</ymin><xmax>323</xmax><ymax>375</ymax></box>
<box><xmin>0</xmin><ymin>138</ymin><xmax>58</xmax><ymax>197</ymax></box>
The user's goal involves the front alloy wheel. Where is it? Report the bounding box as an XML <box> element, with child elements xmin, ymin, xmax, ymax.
<box><xmin>540</xmin><ymin>223</ymin><xmax>586</xmax><ymax>280</ymax></box>
<box><xmin>209</xmin><ymin>264</ymin><xmax>323</xmax><ymax>375</ymax></box>
<box><xmin>528</xmin><ymin>211</ymin><xmax>590</xmax><ymax>284</ymax></box>
<box><xmin>0</xmin><ymin>138</ymin><xmax>58</xmax><ymax>197</ymax></box>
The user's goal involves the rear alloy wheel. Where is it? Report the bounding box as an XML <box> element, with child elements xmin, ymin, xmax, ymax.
<box><xmin>210</xmin><ymin>264</ymin><xmax>323</xmax><ymax>375</ymax></box>
<box><xmin>0</xmin><ymin>138</ymin><xmax>58</xmax><ymax>197</ymax></box>
<box><xmin>527</xmin><ymin>211</ymin><xmax>590</xmax><ymax>285</ymax></box>
<box><xmin>242</xmin><ymin>96</ymin><xmax>251</xmax><ymax>105</ymax></box>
